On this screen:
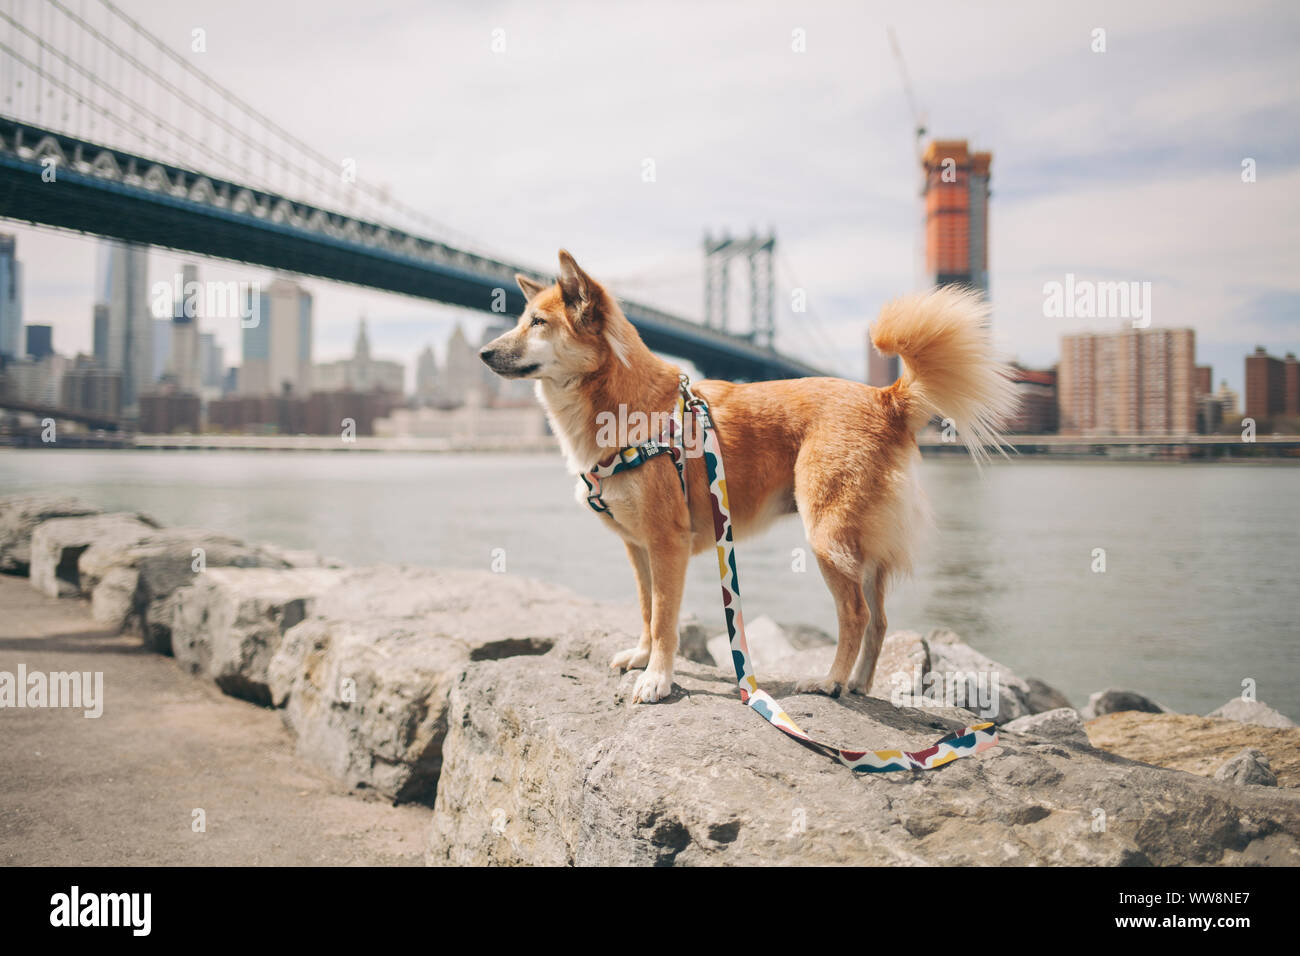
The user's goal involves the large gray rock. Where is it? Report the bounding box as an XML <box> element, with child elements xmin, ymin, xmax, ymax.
<box><xmin>1002</xmin><ymin>707</ymin><xmax>1091</xmax><ymax>748</ymax></box>
<box><xmin>268</xmin><ymin>567</ymin><xmax>641</xmax><ymax>804</ymax></box>
<box><xmin>1207</xmin><ymin>699</ymin><xmax>1296</xmax><ymax>729</ymax></box>
<box><xmin>1081</xmin><ymin>688</ymin><xmax>1173</xmax><ymax>720</ymax></box>
<box><xmin>1215</xmin><ymin>749</ymin><xmax>1278</xmax><ymax>787</ymax></box>
<box><xmin>0</xmin><ymin>493</ymin><xmax>100</xmax><ymax>574</ymax></box>
<box><xmin>921</xmin><ymin>629</ymin><xmax>1033</xmax><ymax>722</ymax></box>
<box><xmin>170</xmin><ymin>566</ymin><xmax>346</xmax><ymax>703</ymax></box>
<box><xmin>28</xmin><ymin>513</ymin><xmax>159</xmax><ymax>598</ymax></box>
<box><xmin>706</xmin><ymin>615</ymin><xmax>802</xmax><ymax>670</ymax></box>
<box><xmin>428</xmin><ymin>628</ymin><xmax>1300</xmax><ymax>866</ymax></box>
<box><xmin>84</xmin><ymin>529</ymin><xmax>296</xmax><ymax>653</ymax></box>
<box><xmin>1026</xmin><ymin>677</ymin><xmax>1073</xmax><ymax>714</ymax></box>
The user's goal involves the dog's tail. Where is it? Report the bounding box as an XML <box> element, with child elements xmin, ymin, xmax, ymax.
<box><xmin>870</xmin><ymin>286</ymin><xmax>1018</xmax><ymax>462</ymax></box>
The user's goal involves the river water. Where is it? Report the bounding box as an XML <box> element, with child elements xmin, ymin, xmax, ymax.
<box><xmin>3</xmin><ymin>449</ymin><xmax>1296</xmax><ymax>720</ymax></box>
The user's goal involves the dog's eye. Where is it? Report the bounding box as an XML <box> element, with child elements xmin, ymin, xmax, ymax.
<box><xmin>530</xmin><ymin>316</ymin><xmax>547</xmax><ymax>328</ymax></box>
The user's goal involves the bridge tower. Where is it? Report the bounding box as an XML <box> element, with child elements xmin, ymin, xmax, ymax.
<box><xmin>703</xmin><ymin>232</ymin><xmax>775</xmax><ymax>349</ymax></box>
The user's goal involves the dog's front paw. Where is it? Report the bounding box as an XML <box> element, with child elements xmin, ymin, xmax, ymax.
<box><xmin>631</xmin><ymin>668</ymin><xmax>675</xmax><ymax>704</ymax></box>
<box><xmin>610</xmin><ymin>646</ymin><xmax>651</xmax><ymax>671</ymax></box>
<box><xmin>795</xmin><ymin>676</ymin><xmax>843</xmax><ymax>698</ymax></box>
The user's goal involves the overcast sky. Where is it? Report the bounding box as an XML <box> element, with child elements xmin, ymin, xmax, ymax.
<box><xmin>5</xmin><ymin>0</ymin><xmax>1298</xmax><ymax>396</ymax></box>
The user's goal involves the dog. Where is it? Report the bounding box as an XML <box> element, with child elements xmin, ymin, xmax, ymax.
<box><xmin>480</xmin><ymin>250</ymin><xmax>1017</xmax><ymax>704</ymax></box>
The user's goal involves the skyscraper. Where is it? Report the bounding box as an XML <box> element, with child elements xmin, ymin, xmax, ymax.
<box><xmin>169</xmin><ymin>263</ymin><xmax>202</xmax><ymax>393</ymax></box>
<box><xmin>240</xmin><ymin>278</ymin><xmax>312</xmax><ymax>396</ymax></box>
<box><xmin>0</xmin><ymin>234</ymin><xmax>22</xmax><ymax>359</ymax></box>
<box><xmin>199</xmin><ymin>332</ymin><xmax>224</xmax><ymax>390</ymax></box>
<box><xmin>26</xmin><ymin>324</ymin><xmax>53</xmax><ymax>360</ymax></box>
<box><xmin>922</xmin><ymin>141</ymin><xmax>992</xmax><ymax>293</ymax></box>
<box><xmin>97</xmin><ymin>240</ymin><xmax>152</xmax><ymax>411</ymax></box>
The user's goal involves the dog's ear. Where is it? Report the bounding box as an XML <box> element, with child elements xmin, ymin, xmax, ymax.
<box><xmin>557</xmin><ymin>249</ymin><xmax>599</xmax><ymax>327</ymax></box>
<box><xmin>515</xmin><ymin>273</ymin><xmax>548</xmax><ymax>301</ymax></box>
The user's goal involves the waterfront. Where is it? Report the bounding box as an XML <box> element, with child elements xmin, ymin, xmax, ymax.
<box><xmin>2</xmin><ymin>449</ymin><xmax>1296</xmax><ymax>720</ymax></box>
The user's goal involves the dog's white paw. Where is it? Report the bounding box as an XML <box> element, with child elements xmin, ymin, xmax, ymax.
<box><xmin>631</xmin><ymin>668</ymin><xmax>675</xmax><ymax>704</ymax></box>
<box><xmin>610</xmin><ymin>646</ymin><xmax>651</xmax><ymax>671</ymax></box>
<box><xmin>846</xmin><ymin>681</ymin><xmax>872</xmax><ymax>697</ymax></box>
<box><xmin>795</xmin><ymin>676</ymin><xmax>843</xmax><ymax>698</ymax></box>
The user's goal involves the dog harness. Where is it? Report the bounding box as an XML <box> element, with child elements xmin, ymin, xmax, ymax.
<box><xmin>583</xmin><ymin>376</ymin><xmax>1000</xmax><ymax>773</ymax></box>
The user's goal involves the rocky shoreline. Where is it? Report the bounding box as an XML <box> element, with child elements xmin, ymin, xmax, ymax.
<box><xmin>2</xmin><ymin>492</ymin><xmax>1297</xmax><ymax>866</ymax></box>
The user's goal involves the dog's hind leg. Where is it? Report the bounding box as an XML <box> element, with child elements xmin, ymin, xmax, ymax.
<box><xmin>848</xmin><ymin>564</ymin><xmax>888</xmax><ymax>696</ymax></box>
<box><xmin>795</xmin><ymin>540</ymin><xmax>867</xmax><ymax>698</ymax></box>
<box><xmin>611</xmin><ymin>541</ymin><xmax>653</xmax><ymax>672</ymax></box>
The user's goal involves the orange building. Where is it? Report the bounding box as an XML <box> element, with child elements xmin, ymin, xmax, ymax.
<box><xmin>923</xmin><ymin>140</ymin><xmax>992</xmax><ymax>292</ymax></box>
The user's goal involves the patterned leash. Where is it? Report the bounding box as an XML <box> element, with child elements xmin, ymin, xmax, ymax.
<box><xmin>680</xmin><ymin>378</ymin><xmax>999</xmax><ymax>773</ymax></box>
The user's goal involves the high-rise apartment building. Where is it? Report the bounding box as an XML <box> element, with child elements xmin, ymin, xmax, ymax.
<box><xmin>1058</xmin><ymin>327</ymin><xmax>1196</xmax><ymax>436</ymax></box>
<box><xmin>0</xmin><ymin>234</ymin><xmax>22</xmax><ymax>359</ymax></box>
<box><xmin>1245</xmin><ymin>347</ymin><xmax>1299</xmax><ymax>420</ymax></box>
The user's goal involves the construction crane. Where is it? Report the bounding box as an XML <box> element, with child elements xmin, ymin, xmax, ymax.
<box><xmin>886</xmin><ymin>25</ymin><xmax>928</xmax><ymax>167</ymax></box>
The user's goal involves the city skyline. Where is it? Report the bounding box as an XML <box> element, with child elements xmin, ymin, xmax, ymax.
<box><xmin>0</xmin><ymin>0</ymin><xmax>1294</xmax><ymax>402</ymax></box>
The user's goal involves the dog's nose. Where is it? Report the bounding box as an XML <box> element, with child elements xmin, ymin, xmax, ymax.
<box><xmin>479</xmin><ymin>347</ymin><xmax>496</xmax><ymax>365</ymax></box>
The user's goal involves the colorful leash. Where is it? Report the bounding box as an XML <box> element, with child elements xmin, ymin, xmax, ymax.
<box><xmin>680</xmin><ymin>378</ymin><xmax>999</xmax><ymax>773</ymax></box>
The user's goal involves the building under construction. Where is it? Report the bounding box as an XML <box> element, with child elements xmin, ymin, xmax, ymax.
<box><xmin>868</xmin><ymin>138</ymin><xmax>993</xmax><ymax>386</ymax></box>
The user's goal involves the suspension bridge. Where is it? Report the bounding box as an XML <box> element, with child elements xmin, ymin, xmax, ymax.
<box><xmin>0</xmin><ymin>0</ymin><xmax>845</xmax><ymax>383</ymax></box>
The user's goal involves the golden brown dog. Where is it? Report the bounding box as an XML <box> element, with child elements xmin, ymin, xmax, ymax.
<box><xmin>481</xmin><ymin>250</ymin><xmax>1016</xmax><ymax>704</ymax></box>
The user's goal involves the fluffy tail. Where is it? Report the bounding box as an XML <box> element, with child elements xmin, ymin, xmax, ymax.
<box><xmin>870</xmin><ymin>286</ymin><xmax>1018</xmax><ymax>462</ymax></box>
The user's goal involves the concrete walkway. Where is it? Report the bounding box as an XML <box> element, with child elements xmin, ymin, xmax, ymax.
<box><xmin>0</xmin><ymin>575</ymin><xmax>428</xmax><ymax>865</ymax></box>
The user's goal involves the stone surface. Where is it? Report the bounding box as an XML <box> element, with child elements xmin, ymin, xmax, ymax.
<box><xmin>268</xmin><ymin>567</ymin><xmax>642</xmax><ymax>804</ymax></box>
<box><xmin>170</xmin><ymin>566</ymin><xmax>345</xmax><ymax>704</ymax></box>
<box><xmin>1215</xmin><ymin>749</ymin><xmax>1278</xmax><ymax>787</ymax></box>
<box><xmin>0</xmin><ymin>493</ymin><xmax>100</xmax><ymax>574</ymax></box>
<box><xmin>1002</xmin><ymin>707</ymin><xmax>1091</xmax><ymax>748</ymax></box>
<box><xmin>1026</xmin><ymin>677</ymin><xmax>1073</xmax><ymax>714</ymax></box>
<box><xmin>1207</xmin><ymin>698</ymin><xmax>1296</xmax><ymax>729</ymax></box>
<box><xmin>1081</xmin><ymin>688</ymin><xmax>1173</xmax><ymax>720</ymax></box>
<box><xmin>1086</xmin><ymin>712</ymin><xmax>1300</xmax><ymax>788</ymax></box>
<box><xmin>28</xmin><ymin>513</ymin><xmax>159</xmax><ymax>598</ymax></box>
<box><xmin>428</xmin><ymin>627</ymin><xmax>1300</xmax><ymax>866</ymax></box>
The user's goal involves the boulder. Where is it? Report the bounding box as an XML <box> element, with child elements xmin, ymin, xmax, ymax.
<box><xmin>1207</xmin><ymin>699</ymin><xmax>1296</xmax><ymax>729</ymax></box>
<box><xmin>706</xmin><ymin>615</ymin><xmax>800</xmax><ymax>670</ymax></box>
<box><xmin>28</xmin><ymin>513</ymin><xmax>159</xmax><ymax>598</ymax></box>
<box><xmin>1215</xmin><ymin>749</ymin><xmax>1278</xmax><ymax>788</ymax></box>
<box><xmin>676</xmin><ymin>616</ymin><xmax>713</xmax><ymax>665</ymax></box>
<box><xmin>428</xmin><ymin>627</ymin><xmax>1300</xmax><ymax>866</ymax></box>
<box><xmin>1026</xmin><ymin>677</ymin><xmax>1073</xmax><ymax>714</ymax></box>
<box><xmin>1081</xmin><ymin>688</ymin><xmax>1173</xmax><ymax>720</ymax></box>
<box><xmin>1086</xmin><ymin>712</ymin><xmax>1300</xmax><ymax>788</ymax></box>
<box><xmin>90</xmin><ymin>566</ymin><xmax>139</xmax><ymax>630</ymax></box>
<box><xmin>0</xmin><ymin>493</ymin><xmax>100</xmax><ymax>574</ymax></box>
<box><xmin>1002</xmin><ymin>707</ymin><xmax>1091</xmax><ymax>748</ymax></box>
<box><xmin>268</xmin><ymin>567</ymin><xmax>641</xmax><ymax>804</ymax></box>
<box><xmin>922</xmin><ymin>629</ymin><xmax>1033</xmax><ymax>721</ymax></box>
<box><xmin>170</xmin><ymin>566</ymin><xmax>346</xmax><ymax>704</ymax></box>
<box><xmin>76</xmin><ymin>528</ymin><xmax>297</xmax><ymax>652</ymax></box>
